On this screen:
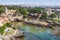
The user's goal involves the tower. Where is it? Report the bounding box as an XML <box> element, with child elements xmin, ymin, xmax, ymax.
<box><xmin>5</xmin><ymin>6</ymin><xmax>8</xmax><ymax>13</ymax></box>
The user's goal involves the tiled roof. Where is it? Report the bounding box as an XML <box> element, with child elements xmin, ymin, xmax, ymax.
<box><xmin>7</xmin><ymin>10</ymin><xmax>16</xmax><ymax>13</ymax></box>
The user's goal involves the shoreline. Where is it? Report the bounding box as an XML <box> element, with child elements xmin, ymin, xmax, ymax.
<box><xmin>11</xmin><ymin>19</ymin><xmax>54</xmax><ymax>29</ymax></box>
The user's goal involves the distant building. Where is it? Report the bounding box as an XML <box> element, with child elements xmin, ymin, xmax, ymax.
<box><xmin>51</xmin><ymin>9</ymin><xmax>60</xmax><ymax>19</ymax></box>
<box><xmin>55</xmin><ymin>11</ymin><xmax>60</xmax><ymax>19</ymax></box>
<box><xmin>45</xmin><ymin>8</ymin><xmax>55</xmax><ymax>15</ymax></box>
<box><xmin>46</xmin><ymin>8</ymin><xmax>60</xmax><ymax>19</ymax></box>
<box><xmin>28</xmin><ymin>12</ymin><xmax>42</xmax><ymax>20</ymax></box>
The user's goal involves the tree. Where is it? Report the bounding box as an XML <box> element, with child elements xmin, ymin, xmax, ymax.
<box><xmin>49</xmin><ymin>13</ymin><xmax>57</xmax><ymax>19</ymax></box>
<box><xmin>40</xmin><ymin>12</ymin><xmax>47</xmax><ymax>20</ymax></box>
<box><xmin>8</xmin><ymin>6</ymin><xmax>17</xmax><ymax>10</ymax></box>
<box><xmin>28</xmin><ymin>7</ymin><xmax>45</xmax><ymax>13</ymax></box>
<box><xmin>0</xmin><ymin>6</ymin><xmax>3</xmax><ymax>15</ymax></box>
<box><xmin>18</xmin><ymin>8</ymin><xmax>28</xmax><ymax>16</ymax></box>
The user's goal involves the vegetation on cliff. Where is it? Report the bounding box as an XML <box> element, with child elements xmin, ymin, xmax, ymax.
<box><xmin>0</xmin><ymin>23</ymin><xmax>11</xmax><ymax>35</ymax></box>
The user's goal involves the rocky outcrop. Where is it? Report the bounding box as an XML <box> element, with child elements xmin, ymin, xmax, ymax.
<box><xmin>0</xmin><ymin>30</ymin><xmax>24</xmax><ymax>40</ymax></box>
<box><xmin>51</xmin><ymin>28</ymin><xmax>60</xmax><ymax>36</ymax></box>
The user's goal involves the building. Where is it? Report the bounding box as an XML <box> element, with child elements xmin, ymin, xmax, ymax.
<box><xmin>5</xmin><ymin>7</ymin><xmax>17</xmax><ymax>16</ymax></box>
<box><xmin>45</xmin><ymin>8</ymin><xmax>55</xmax><ymax>15</ymax></box>
<box><xmin>28</xmin><ymin>12</ymin><xmax>42</xmax><ymax>20</ymax></box>
<box><xmin>0</xmin><ymin>16</ymin><xmax>9</xmax><ymax>27</ymax></box>
<box><xmin>50</xmin><ymin>9</ymin><xmax>60</xmax><ymax>19</ymax></box>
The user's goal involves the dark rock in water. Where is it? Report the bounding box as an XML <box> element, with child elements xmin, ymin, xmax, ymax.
<box><xmin>47</xmin><ymin>23</ymin><xmax>53</xmax><ymax>29</ymax></box>
<box><xmin>14</xmin><ymin>18</ymin><xmax>20</xmax><ymax>22</ymax></box>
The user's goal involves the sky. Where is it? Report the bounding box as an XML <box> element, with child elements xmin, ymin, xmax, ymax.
<box><xmin>0</xmin><ymin>0</ymin><xmax>60</xmax><ymax>6</ymax></box>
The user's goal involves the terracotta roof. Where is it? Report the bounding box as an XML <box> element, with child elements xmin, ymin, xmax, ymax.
<box><xmin>7</xmin><ymin>10</ymin><xmax>16</xmax><ymax>13</ymax></box>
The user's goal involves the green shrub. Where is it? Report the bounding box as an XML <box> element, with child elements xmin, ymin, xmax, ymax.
<box><xmin>0</xmin><ymin>23</ymin><xmax>11</xmax><ymax>35</ymax></box>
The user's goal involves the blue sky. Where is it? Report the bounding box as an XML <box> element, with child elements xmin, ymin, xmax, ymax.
<box><xmin>0</xmin><ymin>0</ymin><xmax>60</xmax><ymax>6</ymax></box>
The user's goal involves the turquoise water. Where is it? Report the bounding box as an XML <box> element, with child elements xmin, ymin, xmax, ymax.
<box><xmin>18</xmin><ymin>23</ymin><xmax>60</xmax><ymax>40</ymax></box>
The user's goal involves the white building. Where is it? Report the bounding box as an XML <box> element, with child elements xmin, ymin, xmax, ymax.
<box><xmin>45</xmin><ymin>8</ymin><xmax>55</xmax><ymax>15</ymax></box>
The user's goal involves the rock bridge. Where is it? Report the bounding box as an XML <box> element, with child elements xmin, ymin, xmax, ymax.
<box><xmin>8</xmin><ymin>16</ymin><xmax>23</xmax><ymax>21</ymax></box>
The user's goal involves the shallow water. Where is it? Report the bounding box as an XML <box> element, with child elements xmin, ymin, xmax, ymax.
<box><xmin>17</xmin><ymin>22</ymin><xmax>60</xmax><ymax>40</ymax></box>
